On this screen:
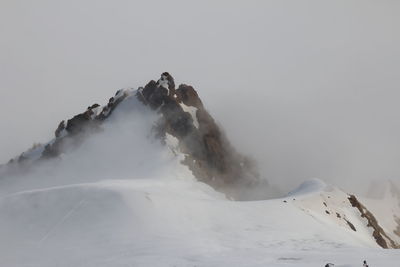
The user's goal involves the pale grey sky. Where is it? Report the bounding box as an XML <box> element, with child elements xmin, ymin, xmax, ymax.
<box><xmin>1</xmin><ymin>0</ymin><xmax>399</xmax><ymax>191</ymax></box>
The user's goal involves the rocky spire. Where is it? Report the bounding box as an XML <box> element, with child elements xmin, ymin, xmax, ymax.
<box><xmin>1</xmin><ymin>73</ymin><xmax>260</xmax><ymax>197</ymax></box>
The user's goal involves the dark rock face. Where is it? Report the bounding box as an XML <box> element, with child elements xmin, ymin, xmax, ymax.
<box><xmin>65</xmin><ymin>104</ymin><xmax>101</xmax><ymax>135</ymax></box>
<box><xmin>139</xmin><ymin>74</ymin><xmax>259</xmax><ymax>192</ymax></box>
<box><xmin>348</xmin><ymin>195</ymin><xmax>399</xmax><ymax>248</ymax></box>
<box><xmin>345</xmin><ymin>219</ymin><xmax>356</xmax><ymax>232</ymax></box>
<box><xmin>55</xmin><ymin>121</ymin><xmax>66</xmax><ymax>138</ymax></box>
<box><xmin>65</xmin><ymin>113</ymin><xmax>91</xmax><ymax>134</ymax></box>
<box><xmin>2</xmin><ymin>73</ymin><xmax>260</xmax><ymax>198</ymax></box>
<box><xmin>176</xmin><ymin>84</ymin><xmax>203</xmax><ymax>107</ymax></box>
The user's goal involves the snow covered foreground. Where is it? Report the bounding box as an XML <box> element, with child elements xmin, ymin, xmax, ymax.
<box><xmin>1</xmin><ymin>175</ymin><xmax>399</xmax><ymax>266</ymax></box>
<box><xmin>0</xmin><ymin>95</ymin><xmax>399</xmax><ymax>266</ymax></box>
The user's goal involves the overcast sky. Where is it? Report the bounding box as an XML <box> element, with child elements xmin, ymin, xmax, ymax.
<box><xmin>1</xmin><ymin>0</ymin><xmax>399</xmax><ymax>191</ymax></box>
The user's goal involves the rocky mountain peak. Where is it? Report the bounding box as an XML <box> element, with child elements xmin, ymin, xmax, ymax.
<box><xmin>138</xmin><ymin>73</ymin><xmax>260</xmax><ymax>192</ymax></box>
<box><xmin>2</xmin><ymin>73</ymin><xmax>260</xmax><ymax>198</ymax></box>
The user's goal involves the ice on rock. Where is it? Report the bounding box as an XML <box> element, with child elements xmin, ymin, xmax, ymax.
<box><xmin>180</xmin><ymin>103</ymin><xmax>199</xmax><ymax>129</ymax></box>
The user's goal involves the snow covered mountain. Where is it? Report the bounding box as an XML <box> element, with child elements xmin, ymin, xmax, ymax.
<box><xmin>0</xmin><ymin>73</ymin><xmax>399</xmax><ymax>266</ymax></box>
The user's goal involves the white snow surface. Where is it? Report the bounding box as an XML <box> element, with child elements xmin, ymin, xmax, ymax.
<box><xmin>1</xmin><ymin>177</ymin><xmax>399</xmax><ymax>266</ymax></box>
<box><xmin>180</xmin><ymin>103</ymin><xmax>199</xmax><ymax>129</ymax></box>
<box><xmin>287</xmin><ymin>180</ymin><xmax>379</xmax><ymax>248</ymax></box>
<box><xmin>0</xmin><ymin>95</ymin><xmax>399</xmax><ymax>266</ymax></box>
<box><xmin>287</xmin><ymin>178</ymin><xmax>330</xmax><ymax>197</ymax></box>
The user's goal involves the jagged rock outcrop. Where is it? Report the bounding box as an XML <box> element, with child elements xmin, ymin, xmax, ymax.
<box><xmin>348</xmin><ymin>195</ymin><xmax>399</xmax><ymax>248</ymax></box>
<box><xmin>365</xmin><ymin>180</ymin><xmax>400</xmax><ymax>242</ymax></box>
<box><xmin>2</xmin><ymin>73</ymin><xmax>259</xmax><ymax>195</ymax></box>
<box><xmin>137</xmin><ymin>73</ymin><xmax>259</xmax><ymax>190</ymax></box>
<box><xmin>55</xmin><ymin>121</ymin><xmax>66</xmax><ymax>138</ymax></box>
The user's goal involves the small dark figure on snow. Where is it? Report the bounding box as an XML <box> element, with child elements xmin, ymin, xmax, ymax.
<box><xmin>363</xmin><ymin>260</ymin><xmax>369</xmax><ymax>267</ymax></box>
<box><xmin>324</xmin><ymin>263</ymin><xmax>334</xmax><ymax>267</ymax></box>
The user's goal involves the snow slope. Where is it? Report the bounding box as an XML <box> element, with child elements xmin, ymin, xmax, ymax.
<box><xmin>1</xmin><ymin>177</ymin><xmax>400</xmax><ymax>266</ymax></box>
<box><xmin>1</xmin><ymin>84</ymin><xmax>399</xmax><ymax>266</ymax></box>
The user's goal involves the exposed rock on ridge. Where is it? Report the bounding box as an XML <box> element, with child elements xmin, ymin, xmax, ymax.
<box><xmin>2</xmin><ymin>73</ymin><xmax>259</xmax><ymax>196</ymax></box>
<box><xmin>138</xmin><ymin>72</ymin><xmax>259</xmax><ymax>190</ymax></box>
<box><xmin>348</xmin><ymin>194</ymin><xmax>399</xmax><ymax>248</ymax></box>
